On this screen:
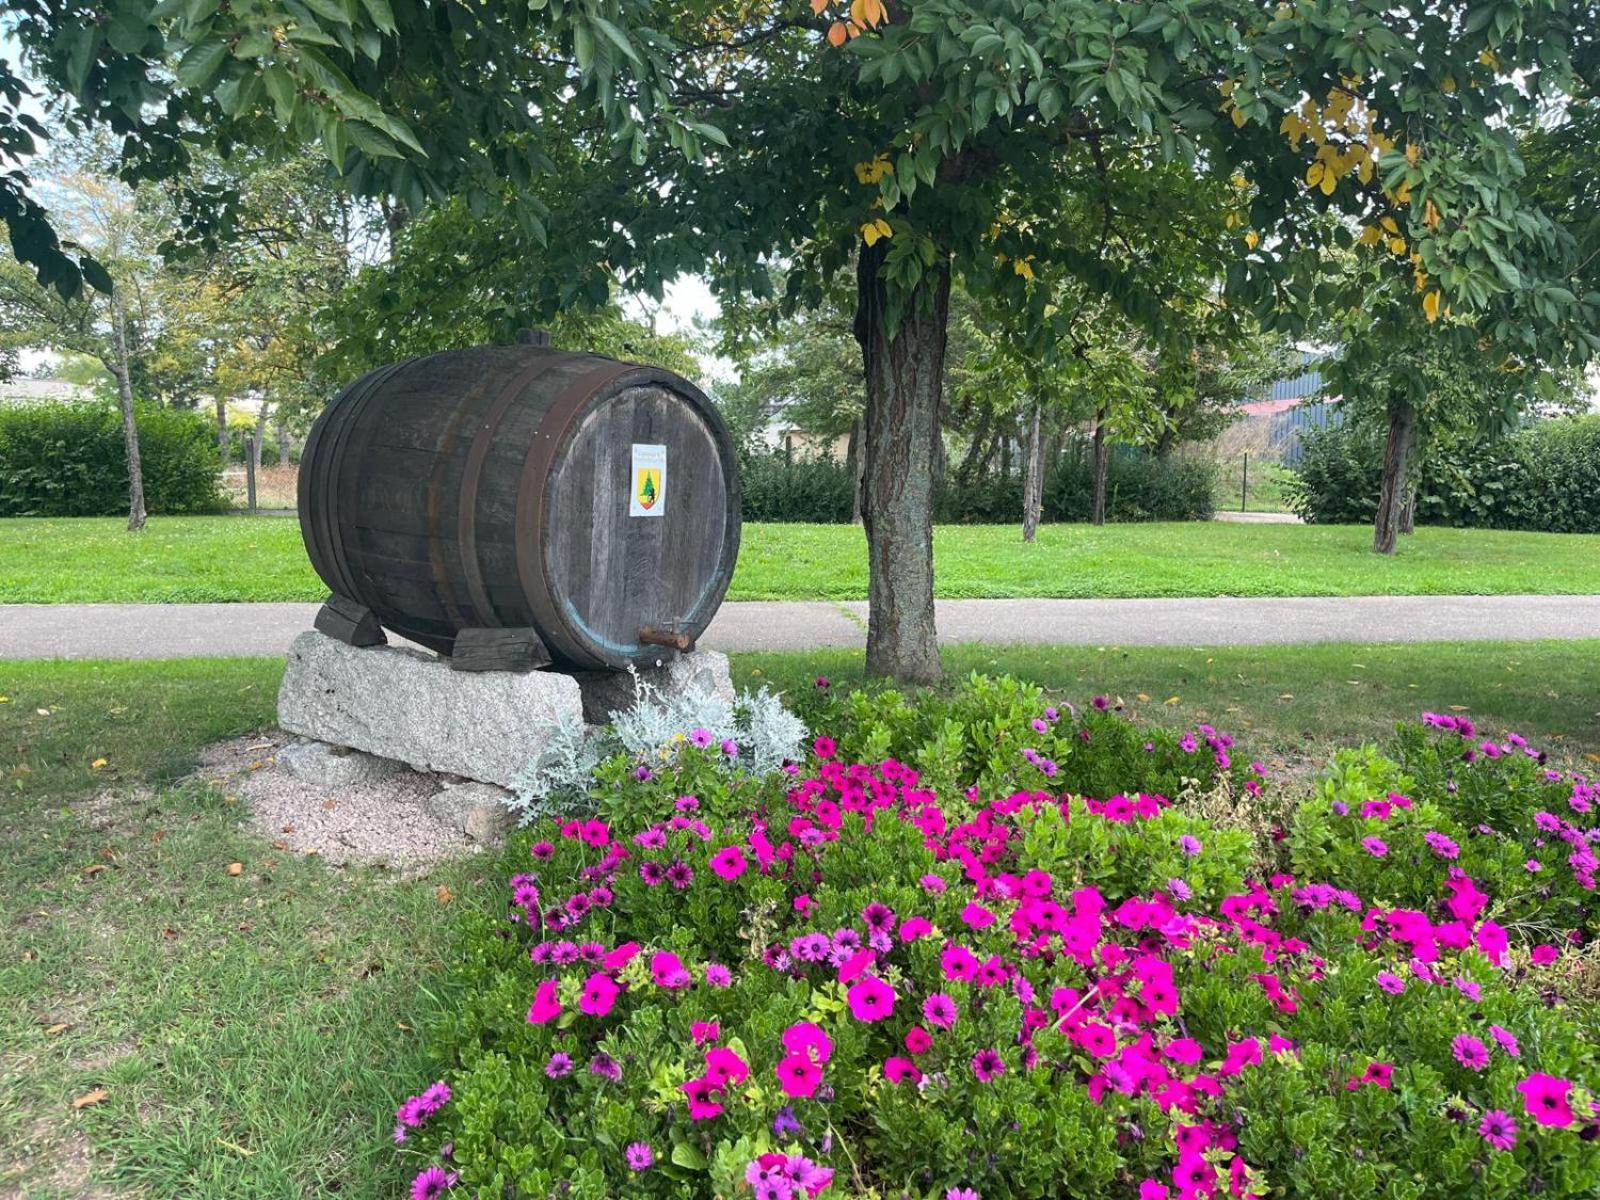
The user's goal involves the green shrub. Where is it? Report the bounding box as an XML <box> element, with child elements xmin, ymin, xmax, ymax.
<box><xmin>737</xmin><ymin>451</ymin><xmax>856</xmax><ymax>523</ymax></box>
<box><xmin>1289</xmin><ymin>414</ymin><xmax>1600</xmax><ymax>532</ymax></box>
<box><xmin>0</xmin><ymin>400</ymin><xmax>225</xmax><ymax>517</ymax></box>
<box><xmin>1042</xmin><ymin>450</ymin><xmax>1216</xmax><ymax>522</ymax></box>
<box><xmin>390</xmin><ymin>680</ymin><xmax>1598</xmax><ymax>1200</ymax></box>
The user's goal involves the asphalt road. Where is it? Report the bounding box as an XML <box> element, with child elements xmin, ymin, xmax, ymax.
<box><xmin>1</xmin><ymin>595</ymin><xmax>1596</xmax><ymax>660</ymax></box>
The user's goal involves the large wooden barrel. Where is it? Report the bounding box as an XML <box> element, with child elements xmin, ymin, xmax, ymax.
<box><xmin>298</xmin><ymin>344</ymin><xmax>741</xmax><ymax>670</ymax></box>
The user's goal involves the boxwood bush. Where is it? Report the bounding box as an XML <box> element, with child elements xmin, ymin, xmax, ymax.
<box><xmin>0</xmin><ymin>400</ymin><xmax>225</xmax><ymax>517</ymax></box>
<box><xmin>1289</xmin><ymin>414</ymin><xmax>1600</xmax><ymax>532</ymax></box>
<box><xmin>390</xmin><ymin>677</ymin><xmax>1599</xmax><ymax>1200</ymax></box>
<box><xmin>740</xmin><ymin>449</ymin><xmax>1215</xmax><ymax>524</ymax></box>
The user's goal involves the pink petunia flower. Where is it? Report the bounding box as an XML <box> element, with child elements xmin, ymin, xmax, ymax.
<box><xmin>1517</xmin><ymin>1073</ymin><xmax>1576</xmax><ymax>1128</ymax></box>
<box><xmin>526</xmin><ymin>979</ymin><xmax>561</xmax><ymax>1024</ymax></box>
<box><xmin>846</xmin><ymin>975</ymin><xmax>896</xmax><ymax>1022</ymax></box>
<box><xmin>579</xmin><ymin>972</ymin><xmax>618</xmax><ymax>1017</ymax></box>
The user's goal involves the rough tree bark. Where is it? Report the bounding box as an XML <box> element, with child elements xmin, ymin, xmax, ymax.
<box><xmin>1373</xmin><ymin>391</ymin><xmax>1416</xmax><ymax>554</ymax></box>
<box><xmin>1091</xmin><ymin>406</ymin><xmax>1109</xmax><ymax>526</ymax></box>
<box><xmin>1021</xmin><ymin>397</ymin><xmax>1045</xmax><ymax>542</ymax></box>
<box><xmin>111</xmin><ymin>288</ymin><xmax>146</xmax><ymax>532</ymax></box>
<box><xmin>854</xmin><ymin>241</ymin><xmax>949</xmax><ymax>684</ymax></box>
<box><xmin>216</xmin><ymin>396</ymin><xmax>229</xmax><ymax>461</ymax></box>
<box><xmin>1399</xmin><ymin>481</ymin><xmax>1417</xmax><ymax>536</ymax></box>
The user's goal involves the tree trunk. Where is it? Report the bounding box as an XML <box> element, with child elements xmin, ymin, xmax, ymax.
<box><xmin>216</xmin><ymin>396</ymin><xmax>229</xmax><ymax>461</ymax></box>
<box><xmin>854</xmin><ymin>242</ymin><xmax>948</xmax><ymax>685</ymax></box>
<box><xmin>249</xmin><ymin>405</ymin><xmax>269</xmax><ymax>511</ymax></box>
<box><xmin>845</xmin><ymin>417</ymin><xmax>865</xmax><ymax>525</ymax></box>
<box><xmin>1399</xmin><ymin>481</ymin><xmax>1417</xmax><ymax>536</ymax></box>
<box><xmin>112</xmin><ymin>288</ymin><xmax>146</xmax><ymax>532</ymax></box>
<box><xmin>1091</xmin><ymin>406</ymin><xmax>1109</xmax><ymax>526</ymax></box>
<box><xmin>1373</xmin><ymin>392</ymin><xmax>1415</xmax><ymax>554</ymax></box>
<box><xmin>275</xmin><ymin>412</ymin><xmax>292</xmax><ymax>466</ymax></box>
<box><xmin>1022</xmin><ymin>397</ymin><xmax>1044</xmax><ymax>542</ymax></box>
<box><xmin>955</xmin><ymin>409</ymin><xmax>991</xmax><ymax>487</ymax></box>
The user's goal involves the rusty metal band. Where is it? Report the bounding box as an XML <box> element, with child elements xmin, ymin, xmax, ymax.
<box><xmin>456</xmin><ymin>350</ymin><xmax>567</xmax><ymax>628</ymax></box>
<box><xmin>514</xmin><ymin>358</ymin><xmax>647</xmax><ymax>667</ymax></box>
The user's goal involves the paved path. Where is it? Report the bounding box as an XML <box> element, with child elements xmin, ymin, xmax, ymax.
<box><xmin>1</xmin><ymin>595</ymin><xmax>1596</xmax><ymax>660</ymax></box>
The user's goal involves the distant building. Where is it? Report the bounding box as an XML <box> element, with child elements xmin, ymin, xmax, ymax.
<box><xmin>0</xmin><ymin>377</ymin><xmax>92</xmax><ymax>406</ymax></box>
<box><xmin>1239</xmin><ymin>355</ymin><xmax>1340</xmax><ymax>464</ymax></box>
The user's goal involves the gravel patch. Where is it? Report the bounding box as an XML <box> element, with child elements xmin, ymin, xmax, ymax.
<box><xmin>193</xmin><ymin>731</ymin><xmax>483</xmax><ymax>869</ymax></box>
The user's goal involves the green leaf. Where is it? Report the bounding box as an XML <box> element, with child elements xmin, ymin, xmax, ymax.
<box><xmin>590</xmin><ymin>17</ymin><xmax>640</xmax><ymax>65</ymax></box>
<box><xmin>670</xmin><ymin>1143</ymin><xmax>708</xmax><ymax>1170</ymax></box>
<box><xmin>79</xmin><ymin>257</ymin><xmax>114</xmax><ymax>295</ymax></box>
<box><xmin>175</xmin><ymin>38</ymin><xmax>229</xmax><ymax>89</ymax></box>
<box><xmin>360</xmin><ymin>0</ymin><xmax>397</xmax><ymax>33</ymax></box>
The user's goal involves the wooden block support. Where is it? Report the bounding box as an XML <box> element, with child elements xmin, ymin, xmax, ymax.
<box><xmin>450</xmin><ymin>627</ymin><xmax>553</xmax><ymax>673</ymax></box>
<box><xmin>314</xmin><ymin>593</ymin><xmax>387</xmax><ymax>647</ymax></box>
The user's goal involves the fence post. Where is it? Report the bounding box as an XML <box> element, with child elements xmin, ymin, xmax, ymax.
<box><xmin>246</xmin><ymin>429</ymin><xmax>258</xmax><ymax>513</ymax></box>
<box><xmin>1240</xmin><ymin>452</ymin><xmax>1248</xmax><ymax>513</ymax></box>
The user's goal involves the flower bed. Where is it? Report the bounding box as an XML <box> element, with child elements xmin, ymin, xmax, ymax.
<box><xmin>392</xmin><ymin>678</ymin><xmax>1599</xmax><ymax>1200</ymax></box>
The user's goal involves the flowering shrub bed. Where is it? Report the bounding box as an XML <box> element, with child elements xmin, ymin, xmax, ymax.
<box><xmin>392</xmin><ymin>678</ymin><xmax>1599</xmax><ymax>1200</ymax></box>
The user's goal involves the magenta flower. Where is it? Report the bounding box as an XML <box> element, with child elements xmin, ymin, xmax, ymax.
<box><xmin>1361</xmin><ymin>836</ymin><xmax>1388</xmax><ymax>858</ymax></box>
<box><xmin>1517</xmin><ymin>1073</ymin><xmax>1576</xmax><ymax>1128</ymax></box>
<box><xmin>923</xmin><ymin>992</ymin><xmax>958</xmax><ymax>1029</ymax></box>
<box><xmin>625</xmin><ymin>1142</ymin><xmax>655</xmax><ymax>1171</ymax></box>
<box><xmin>705</xmin><ymin>1046</ymin><xmax>750</xmax><ymax>1088</ymax></box>
<box><xmin>709</xmin><ymin>845</ymin><xmax>748</xmax><ymax>881</ymax></box>
<box><xmin>1178</xmin><ymin>834</ymin><xmax>1202</xmax><ymax>857</ymax></box>
<box><xmin>1479</xmin><ymin>1109</ymin><xmax>1518</xmax><ymax>1151</ymax></box>
<box><xmin>846</xmin><ymin>974</ymin><xmax>896</xmax><ymax>1022</ymax></box>
<box><xmin>776</xmin><ymin>1053</ymin><xmax>822</xmax><ymax>1098</ymax></box>
<box><xmin>580</xmin><ymin>972</ymin><xmax>618</xmax><ymax>1017</ymax></box>
<box><xmin>971</xmin><ymin>1047</ymin><xmax>1005</xmax><ymax>1082</ymax></box>
<box><xmin>545</xmin><ymin>1052</ymin><xmax>573</xmax><ymax>1078</ymax></box>
<box><xmin>705</xmin><ymin>962</ymin><xmax>732</xmax><ymax>987</ymax></box>
<box><xmin>411</xmin><ymin>1165</ymin><xmax>455</xmax><ymax>1200</ymax></box>
<box><xmin>526</xmin><ymin>978</ymin><xmax>561</xmax><ymax>1025</ymax></box>
<box><xmin>1451</xmin><ymin>1034</ymin><xmax>1489</xmax><ymax>1072</ymax></box>
<box><xmin>782</xmin><ymin>1021</ymin><xmax>833</xmax><ymax>1064</ymax></box>
<box><xmin>1489</xmin><ymin>1025</ymin><xmax>1521</xmax><ymax>1057</ymax></box>
<box><xmin>1375</xmin><ymin>971</ymin><xmax>1404</xmax><ymax>995</ymax></box>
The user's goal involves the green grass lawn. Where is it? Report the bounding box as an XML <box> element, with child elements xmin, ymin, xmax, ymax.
<box><xmin>3</xmin><ymin>642</ymin><xmax>1596</xmax><ymax>1194</ymax></box>
<box><xmin>3</xmin><ymin>515</ymin><xmax>1599</xmax><ymax>603</ymax></box>
<box><xmin>0</xmin><ymin>659</ymin><xmax>490</xmax><ymax>1198</ymax></box>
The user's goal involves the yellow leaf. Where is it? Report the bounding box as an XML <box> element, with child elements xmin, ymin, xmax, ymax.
<box><xmin>73</xmin><ymin>1088</ymin><xmax>109</xmax><ymax>1109</ymax></box>
<box><xmin>827</xmin><ymin>20</ymin><xmax>847</xmax><ymax>45</ymax></box>
<box><xmin>860</xmin><ymin>221</ymin><xmax>883</xmax><ymax>246</ymax></box>
<box><xmin>0</xmin><ymin>695</ymin><xmax>9</xmax><ymax>703</ymax></box>
<box><xmin>1163</xmin><ymin>696</ymin><xmax>1181</xmax><ymax>706</ymax></box>
<box><xmin>1404</xmin><ymin>141</ymin><xmax>1420</xmax><ymax>165</ymax></box>
<box><xmin>1359</xmin><ymin>224</ymin><xmax>1382</xmax><ymax>246</ymax></box>
<box><xmin>1380</xmin><ymin>216</ymin><xmax>1399</xmax><ymax>235</ymax></box>
<box><xmin>810</xmin><ymin>0</ymin><xmax>828</xmax><ymax>12</ymax></box>
<box><xmin>436</xmin><ymin>885</ymin><xmax>454</xmax><ymax>905</ymax></box>
<box><xmin>1304</xmin><ymin>161</ymin><xmax>1324</xmax><ymax>187</ymax></box>
<box><xmin>1442</xmin><ymin>75</ymin><xmax>1456</xmax><ymax>93</ymax></box>
<box><xmin>1318</xmin><ymin>169</ymin><xmax>1337</xmax><ymax>196</ymax></box>
<box><xmin>1478</xmin><ymin>48</ymin><xmax>1498</xmax><ymax>69</ymax></box>
<box><xmin>1136</xmin><ymin>693</ymin><xmax>1151</xmax><ymax>702</ymax></box>
<box><xmin>1243</xmin><ymin>231</ymin><xmax>1260</xmax><ymax>249</ymax></box>
<box><xmin>1422</xmin><ymin>290</ymin><xmax>1442</xmax><ymax>323</ymax></box>
<box><xmin>1388</xmin><ymin>236</ymin><xmax>1407</xmax><ymax>255</ymax></box>
<box><xmin>1424</xmin><ymin>199</ymin><xmax>1440</xmax><ymax>229</ymax></box>
<box><xmin>1230</xmin><ymin>106</ymin><xmax>1247</xmax><ymax>128</ymax></box>
<box><xmin>91</xmin><ymin>758</ymin><xmax>108</xmax><ymax>770</ymax></box>
<box><xmin>226</xmin><ymin>862</ymin><xmax>244</xmax><ymax>876</ymax></box>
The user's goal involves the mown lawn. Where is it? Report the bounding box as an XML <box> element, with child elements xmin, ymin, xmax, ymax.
<box><xmin>0</xmin><ymin>659</ymin><xmax>490</xmax><ymax>1199</ymax></box>
<box><xmin>2</xmin><ymin>642</ymin><xmax>1596</xmax><ymax>1194</ymax></box>
<box><xmin>3</xmin><ymin>515</ymin><xmax>1599</xmax><ymax>603</ymax></box>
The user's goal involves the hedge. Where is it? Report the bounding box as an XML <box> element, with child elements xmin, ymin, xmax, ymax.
<box><xmin>1289</xmin><ymin>414</ymin><xmax>1600</xmax><ymax>533</ymax></box>
<box><xmin>741</xmin><ymin>447</ymin><xmax>1215</xmax><ymax>524</ymax></box>
<box><xmin>0</xmin><ymin>400</ymin><xmax>227</xmax><ymax>517</ymax></box>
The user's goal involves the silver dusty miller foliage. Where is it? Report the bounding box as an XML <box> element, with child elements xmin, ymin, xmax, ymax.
<box><xmin>508</xmin><ymin>668</ymin><xmax>808</xmax><ymax>824</ymax></box>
